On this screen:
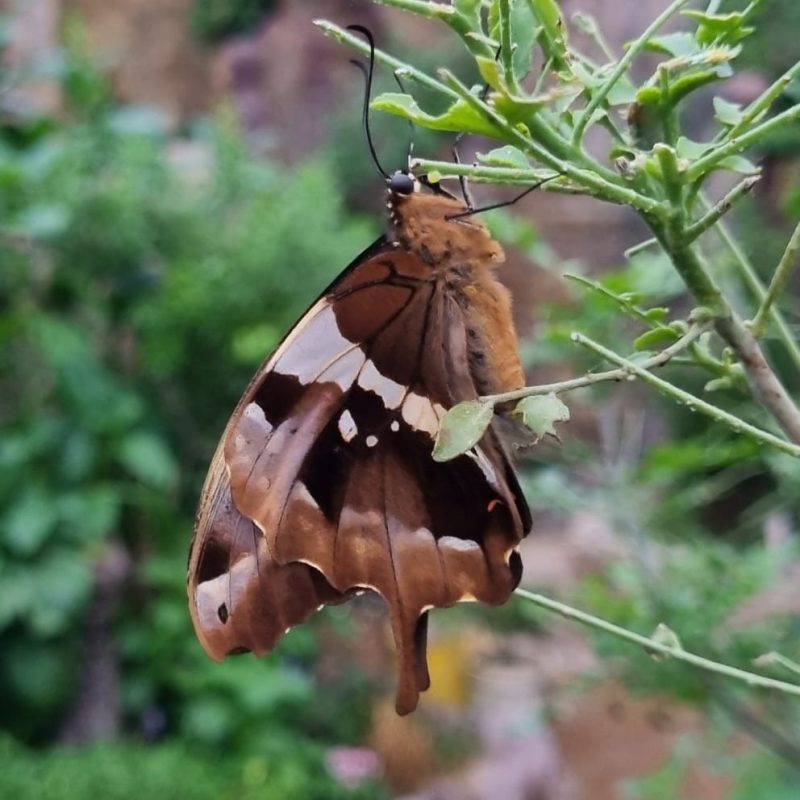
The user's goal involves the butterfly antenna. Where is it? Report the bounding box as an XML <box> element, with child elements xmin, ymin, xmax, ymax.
<box><xmin>347</xmin><ymin>24</ymin><xmax>389</xmax><ymax>179</ymax></box>
<box><xmin>447</xmin><ymin>172</ymin><xmax>566</xmax><ymax>220</ymax></box>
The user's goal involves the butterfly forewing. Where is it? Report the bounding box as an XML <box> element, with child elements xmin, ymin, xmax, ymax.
<box><xmin>189</xmin><ymin>185</ymin><xmax>531</xmax><ymax>714</ymax></box>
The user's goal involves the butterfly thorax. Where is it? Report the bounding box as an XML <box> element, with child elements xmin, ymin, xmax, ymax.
<box><xmin>386</xmin><ymin>185</ymin><xmax>524</xmax><ymax>397</ymax></box>
<box><xmin>388</xmin><ymin>189</ymin><xmax>504</xmax><ymax>276</ymax></box>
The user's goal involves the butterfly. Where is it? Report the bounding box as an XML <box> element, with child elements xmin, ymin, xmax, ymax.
<box><xmin>188</xmin><ymin>31</ymin><xmax>532</xmax><ymax>716</ymax></box>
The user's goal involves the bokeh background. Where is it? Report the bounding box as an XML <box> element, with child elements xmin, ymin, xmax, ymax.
<box><xmin>2</xmin><ymin>1</ymin><xmax>800</xmax><ymax>798</ymax></box>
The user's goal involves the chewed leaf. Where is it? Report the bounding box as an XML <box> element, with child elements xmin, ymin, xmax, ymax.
<box><xmin>372</xmin><ymin>93</ymin><xmax>501</xmax><ymax>138</ymax></box>
<box><xmin>477</xmin><ymin>145</ymin><xmax>530</xmax><ymax>169</ymax></box>
<box><xmin>515</xmin><ymin>394</ymin><xmax>570</xmax><ymax>439</ymax></box>
<box><xmin>432</xmin><ymin>400</ymin><xmax>494</xmax><ymax>462</ymax></box>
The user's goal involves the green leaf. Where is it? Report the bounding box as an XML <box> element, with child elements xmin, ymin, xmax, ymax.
<box><xmin>644</xmin><ymin>307</ymin><xmax>670</xmax><ymax>322</ymax></box>
<box><xmin>645</xmin><ymin>32</ymin><xmax>702</xmax><ymax>58</ymax></box>
<box><xmin>530</xmin><ymin>0</ymin><xmax>569</xmax><ymax>70</ymax></box>
<box><xmin>713</xmin><ymin>96</ymin><xmax>744</xmax><ymax>127</ymax></box>
<box><xmin>371</xmin><ymin>92</ymin><xmax>501</xmax><ymax>138</ymax></box>
<box><xmin>477</xmin><ymin>145</ymin><xmax>530</xmax><ymax>169</ymax></box>
<box><xmin>117</xmin><ymin>431</ymin><xmax>178</xmax><ymax>490</ymax></box>
<box><xmin>676</xmin><ymin>136</ymin><xmax>711</xmax><ymax>160</ymax></box>
<box><xmin>2</xmin><ymin>486</ymin><xmax>58</xmax><ymax>556</ymax></box>
<box><xmin>683</xmin><ymin>10</ymin><xmax>755</xmax><ymax>46</ymax></box>
<box><xmin>514</xmin><ymin>393</ymin><xmax>570</xmax><ymax>439</ymax></box>
<box><xmin>509</xmin><ymin>0</ymin><xmax>538</xmax><ymax>83</ymax></box>
<box><xmin>633</xmin><ymin>327</ymin><xmax>680</xmax><ymax>351</ymax></box>
<box><xmin>719</xmin><ymin>154</ymin><xmax>759</xmax><ymax>174</ymax></box>
<box><xmin>432</xmin><ymin>401</ymin><xmax>494</xmax><ymax>462</ymax></box>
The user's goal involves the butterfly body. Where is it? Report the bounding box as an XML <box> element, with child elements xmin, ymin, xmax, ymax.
<box><xmin>189</xmin><ymin>174</ymin><xmax>531</xmax><ymax>713</ymax></box>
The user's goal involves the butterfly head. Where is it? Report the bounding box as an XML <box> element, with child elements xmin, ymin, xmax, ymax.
<box><xmin>385</xmin><ymin>170</ymin><xmax>504</xmax><ymax>270</ymax></box>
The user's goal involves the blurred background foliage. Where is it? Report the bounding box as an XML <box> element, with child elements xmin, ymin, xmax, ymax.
<box><xmin>1</xmin><ymin>0</ymin><xmax>800</xmax><ymax>798</ymax></box>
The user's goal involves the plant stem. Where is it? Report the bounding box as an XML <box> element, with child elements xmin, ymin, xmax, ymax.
<box><xmin>440</xmin><ymin>70</ymin><xmax>666</xmax><ymax>214</ymax></box>
<box><xmin>750</xmin><ymin>220</ymin><xmax>800</xmax><ymax>337</ymax></box>
<box><xmin>572</xmin><ymin>331</ymin><xmax>800</xmax><ymax>457</ymax></box>
<box><xmin>571</xmin><ymin>0</ymin><xmax>692</xmax><ymax>145</ymax></box>
<box><xmin>702</xmin><ymin>201</ymin><xmax>800</xmax><ymax>372</ymax></box>
<box><xmin>725</xmin><ymin>59</ymin><xmax>800</xmax><ymax>142</ymax></box>
<box><xmin>649</xmin><ymin>208</ymin><xmax>800</xmax><ymax>444</ymax></box>
<box><xmin>514</xmin><ymin>588</ymin><xmax>800</xmax><ymax>698</ymax></box>
<box><xmin>686</xmin><ymin>176</ymin><xmax>760</xmax><ymax>242</ymax></box>
<box><xmin>413</xmin><ymin>159</ymin><xmax>579</xmax><ymax>188</ymax></box>
<box><xmin>315</xmin><ymin>20</ymin><xmax>460</xmax><ymax>101</ymax></box>
<box><xmin>686</xmin><ymin>102</ymin><xmax>800</xmax><ymax>183</ymax></box>
<box><xmin>483</xmin><ymin>324</ymin><xmax>706</xmax><ymax>406</ymax></box>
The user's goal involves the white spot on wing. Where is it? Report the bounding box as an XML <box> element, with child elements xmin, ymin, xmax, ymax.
<box><xmin>273</xmin><ymin>304</ymin><xmax>364</xmax><ymax>388</ymax></box>
<box><xmin>439</xmin><ymin>535</ymin><xmax>481</xmax><ymax>553</ymax></box>
<box><xmin>366</xmin><ymin>435</ymin><xmax>378</xmax><ymax>448</ymax></box>
<box><xmin>390</xmin><ymin>420</ymin><xmax>400</xmax><ymax>432</ymax></box>
<box><xmin>401</xmin><ymin>392</ymin><xmax>440</xmax><ymax>437</ymax></box>
<box><xmin>357</xmin><ymin>359</ymin><xmax>406</xmax><ymax>409</ymax></box>
<box><xmin>338</xmin><ymin>409</ymin><xmax>358</xmax><ymax>442</ymax></box>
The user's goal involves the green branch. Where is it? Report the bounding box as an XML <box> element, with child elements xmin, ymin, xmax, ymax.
<box><xmin>482</xmin><ymin>323</ymin><xmax>706</xmax><ymax>406</ymax></box>
<box><xmin>686</xmin><ymin>176</ymin><xmax>760</xmax><ymax>242</ymax></box>
<box><xmin>515</xmin><ymin>589</ymin><xmax>800</xmax><ymax>698</ymax></box>
<box><xmin>440</xmin><ymin>70</ymin><xmax>666</xmax><ymax>214</ymax></box>
<box><xmin>571</xmin><ymin>0</ymin><xmax>692</xmax><ymax>145</ymax></box>
<box><xmin>572</xmin><ymin>331</ymin><xmax>800</xmax><ymax>457</ymax></box>
<box><xmin>686</xmin><ymin>103</ymin><xmax>800</xmax><ymax>183</ymax></box>
<box><xmin>750</xmin><ymin>219</ymin><xmax>800</xmax><ymax>337</ymax></box>
<box><xmin>314</xmin><ymin>20</ymin><xmax>460</xmax><ymax>101</ymax></box>
<box><xmin>702</xmin><ymin>202</ymin><xmax>800</xmax><ymax>372</ymax></box>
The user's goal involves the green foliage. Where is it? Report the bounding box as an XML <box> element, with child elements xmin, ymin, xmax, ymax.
<box><xmin>0</xmin><ymin>33</ymin><xmax>376</xmax><ymax>761</ymax></box>
<box><xmin>0</xmin><ymin>736</ymin><xmax>387</xmax><ymax>800</ymax></box>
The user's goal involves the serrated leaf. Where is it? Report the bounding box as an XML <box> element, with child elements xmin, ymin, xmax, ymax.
<box><xmin>633</xmin><ymin>327</ymin><xmax>680</xmax><ymax>351</ymax></box>
<box><xmin>684</xmin><ymin>10</ymin><xmax>755</xmax><ymax>46</ymax></box>
<box><xmin>515</xmin><ymin>393</ymin><xmax>570</xmax><ymax>439</ymax></box>
<box><xmin>432</xmin><ymin>401</ymin><xmax>494</xmax><ymax>462</ymax></box>
<box><xmin>649</xmin><ymin>622</ymin><xmax>683</xmax><ymax>660</ymax></box>
<box><xmin>477</xmin><ymin>145</ymin><xmax>530</xmax><ymax>169</ymax></box>
<box><xmin>373</xmin><ymin>92</ymin><xmax>501</xmax><ymax>138</ymax></box>
<box><xmin>713</xmin><ymin>95</ymin><xmax>744</xmax><ymax>126</ymax></box>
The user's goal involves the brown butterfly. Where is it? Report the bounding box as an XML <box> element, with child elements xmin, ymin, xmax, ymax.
<box><xmin>188</xmin><ymin>31</ymin><xmax>532</xmax><ymax>715</ymax></box>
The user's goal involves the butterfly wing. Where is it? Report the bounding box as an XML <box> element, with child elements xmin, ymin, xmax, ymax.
<box><xmin>189</xmin><ymin>238</ymin><xmax>530</xmax><ymax>713</ymax></box>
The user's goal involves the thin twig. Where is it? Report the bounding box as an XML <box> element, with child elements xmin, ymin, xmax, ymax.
<box><xmin>750</xmin><ymin>220</ymin><xmax>800</xmax><ymax>337</ymax></box>
<box><xmin>686</xmin><ymin>175</ymin><xmax>760</xmax><ymax>242</ymax></box>
<box><xmin>702</xmin><ymin>200</ymin><xmax>800</xmax><ymax>372</ymax></box>
<box><xmin>515</xmin><ymin>588</ymin><xmax>800</xmax><ymax>698</ymax></box>
<box><xmin>686</xmin><ymin>102</ymin><xmax>800</xmax><ymax>183</ymax></box>
<box><xmin>572</xmin><ymin>331</ymin><xmax>800</xmax><ymax>457</ymax></box>
<box><xmin>483</xmin><ymin>323</ymin><xmax>705</xmax><ymax>406</ymax></box>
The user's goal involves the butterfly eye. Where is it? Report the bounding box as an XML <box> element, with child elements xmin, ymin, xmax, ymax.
<box><xmin>388</xmin><ymin>171</ymin><xmax>415</xmax><ymax>195</ymax></box>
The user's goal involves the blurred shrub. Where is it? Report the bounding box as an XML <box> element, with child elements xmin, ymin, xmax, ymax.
<box><xmin>0</xmin><ymin>735</ymin><xmax>386</xmax><ymax>800</ymax></box>
<box><xmin>0</xmin><ymin>25</ymin><xmax>377</xmax><ymax>766</ymax></box>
